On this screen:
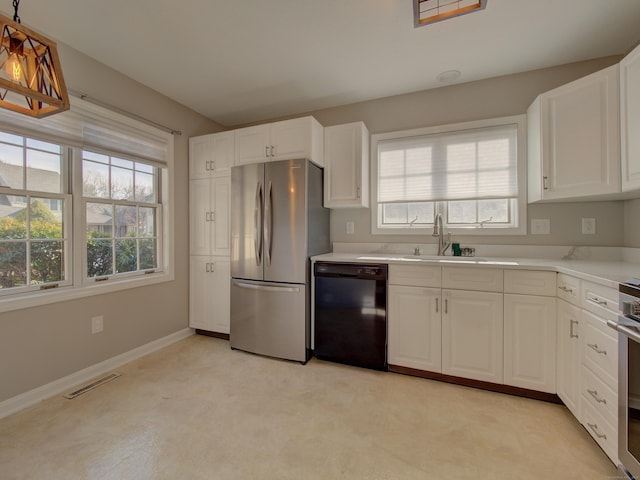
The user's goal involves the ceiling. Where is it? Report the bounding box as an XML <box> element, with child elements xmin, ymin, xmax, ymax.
<box><xmin>8</xmin><ymin>0</ymin><xmax>640</xmax><ymax>127</ymax></box>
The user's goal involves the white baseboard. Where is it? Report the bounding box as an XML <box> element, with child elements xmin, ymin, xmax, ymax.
<box><xmin>0</xmin><ymin>328</ymin><xmax>194</xmax><ymax>420</ymax></box>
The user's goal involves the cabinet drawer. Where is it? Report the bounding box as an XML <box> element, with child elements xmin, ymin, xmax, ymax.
<box><xmin>582</xmin><ymin>365</ymin><xmax>617</xmax><ymax>424</ymax></box>
<box><xmin>504</xmin><ymin>270</ymin><xmax>556</xmax><ymax>296</ymax></box>
<box><xmin>581</xmin><ymin>398</ymin><xmax>618</xmax><ymax>464</ymax></box>
<box><xmin>442</xmin><ymin>267</ymin><xmax>503</xmax><ymax>292</ymax></box>
<box><xmin>389</xmin><ymin>265</ymin><xmax>441</xmax><ymax>287</ymax></box>
<box><xmin>582</xmin><ymin>280</ymin><xmax>619</xmax><ymax>322</ymax></box>
<box><xmin>582</xmin><ymin>310</ymin><xmax>618</xmax><ymax>389</ymax></box>
<box><xmin>557</xmin><ymin>273</ymin><xmax>581</xmax><ymax>305</ymax></box>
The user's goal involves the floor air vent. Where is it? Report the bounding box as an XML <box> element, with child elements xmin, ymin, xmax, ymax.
<box><xmin>64</xmin><ymin>373</ymin><xmax>121</xmax><ymax>399</ymax></box>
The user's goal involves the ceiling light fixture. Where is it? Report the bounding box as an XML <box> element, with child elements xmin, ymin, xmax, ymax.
<box><xmin>414</xmin><ymin>0</ymin><xmax>487</xmax><ymax>27</ymax></box>
<box><xmin>0</xmin><ymin>0</ymin><xmax>69</xmax><ymax>117</ymax></box>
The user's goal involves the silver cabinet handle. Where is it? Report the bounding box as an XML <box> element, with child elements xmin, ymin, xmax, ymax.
<box><xmin>356</xmin><ymin>187</ymin><xmax>361</xmax><ymax>199</ymax></box>
<box><xmin>587</xmin><ymin>389</ymin><xmax>606</xmax><ymax>404</ymax></box>
<box><xmin>543</xmin><ymin>176</ymin><xmax>549</xmax><ymax>190</ymax></box>
<box><xmin>588</xmin><ymin>295</ymin><xmax>607</xmax><ymax>306</ymax></box>
<box><xmin>205</xmin><ymin>160</ymin><xmax>210</xmax><ymax>171</ymax></box>
<box><xmin>205</xmin><ymin>212</ymin><xmax>210</xmax><ymax>222</ymax></box>
<box><xmin>570</xmin><ymin>319</ymin><xmax>578</xmax><ymax>339</ymax></box>
<box><xmin>205</xmin><ymin>262</ymin><xmax>210</xmax><ymax>273</ymax></box>
<box><xmin>210</xmin><ymin>211</ymin><xmax>215</xmax><ymax>222</ymax></box>
<box><xmin>444</xmin><ymin>299</ymin><xmax>448</xmax><ymax>315</ymax></box>
<box><xmin>435</xmin><ymin>297</ymin><xmax>439</xmax><ymax>313</ymax></box>
<box><xmin>265</xmin><ymin>146</ymin><xmax>269</xmax><ymax>158</ymax></box>
<box><xmin>587</xmin><ymin>422</ymin><xmax>607</xmax><ymax>440</ymax></box>
<box><xmin>270</xmin><ymin>145</ymin><xmax>275</xmax><ymax>157</ymax></box>
<box><xmin>211</xmin><ymin>160</ymin><xmax>215</xmax><ymax>171</ymax></box>
<box><xmin>558</xmin><ymin>285</ymin><xmax>574</xmax><ymax>293</ymax></box>
<box><xmin>210</xmin><ymin>262</ymin><xmax>215</xmax><ymax>273</ymax></box>
<box><xmin>587</xmin><ymin>343</ymin><xmax>607</xmax><ymax>355</ymax></box>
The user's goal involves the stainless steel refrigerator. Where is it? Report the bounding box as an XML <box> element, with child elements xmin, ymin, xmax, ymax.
<box><xmin>230</xmin><ymin>159</ymin><xmax>329</xmax><ymax>362</ymax></box>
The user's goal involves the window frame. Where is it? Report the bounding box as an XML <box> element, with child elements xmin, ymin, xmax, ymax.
<box><xmin>370</xmin><ymin>115</ymin><xmax>527</xmax><ymax>236</ymax></box>
<box><xmin>0</xmin><ymin>99</ymin><xmax>174</xmax><ymax>313</ymax></box>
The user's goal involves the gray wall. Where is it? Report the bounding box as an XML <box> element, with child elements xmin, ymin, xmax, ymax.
<box><xmin>235</xmin><ymin>55</ymin><xmax>635</xmax><ymax>248</ymax></box>
<box><xmin>0</xmin><ymin>44</ymin><xmax>222</xmax><ymax>402</ymax></box>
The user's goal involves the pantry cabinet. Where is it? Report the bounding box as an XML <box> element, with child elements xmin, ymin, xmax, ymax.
<box><xmin>189</xmin><ymin>256</ymin><xmax>230</xmax><ymax>334</ymax></box>
<box><xmin>235</xmin><ymin>116</ymin><xmax>324</xmax><ymax>166</ymax></box>
<box><xmin>527</xmin><ymin>65</ymin><xmax>620</xmax><ymax>202</ymax></box>
<box><xmin>189</xmin><ymin>131</ymin><xmax>235</xmax><ymax>178</ymax></box>
<box><xmin>189</xmin><ymin>176</ymin><xmax>231</xmax><ymax>257</ymax></box>
<box><xmin>621</xmin><ymin>43</ymin><xmax>640</xmax><ymax>191</ymax></box>
<box><xmin>323</xmin><ymin>121</ymin><xmax>369</xmax><ymax>208</ymax></box>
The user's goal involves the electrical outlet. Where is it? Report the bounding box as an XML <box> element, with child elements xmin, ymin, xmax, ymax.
<box><xmin>346</xmin><ymin>221</ymin><xmax>355</xmax><ymax>235</ymax></box>
<box><xmin>531</xmin><ymin>218</ymin><xmax>550</xmax><ymax>235</ymax></box>
<box><xmin>582</xmin><ymin>218</ymin><xmax>596</xmax><ymax>235</ymax></box>
<box><xmin>91</xmin><ymin>315</ymin><xmax>103</xmax><ymax>334</ymax></box>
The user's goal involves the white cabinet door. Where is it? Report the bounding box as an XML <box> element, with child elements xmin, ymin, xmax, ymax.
<box><xmin>442</xmin><ymin>289</ymin><xmax>503</xmax><ymax>384</ymax></box>
<box><xmin>528</xmin><ymin>65</ymin><xmax>620</xmax><ymax>202</ymax></box>
<box><xmin>235</xmin><ymin>124</ymin><xmax>271</xmax><ymax>166</ymax></box>
<box><xmin>235</xmin><ymin>117</ymin><xmax>323</xmax><ymax>166</ymax></box>
<box><xmin>388</xmin><ymin>285</ymin><xmax>441</xmax><ymax>372</ymax></box>
<box><xmin>556</xmin><ymin>299</ymin><xmax>581</xmax><ymax>417</ymax></box>
<box><xmin>621</xmin><ymin>43</ymin><xmax>640</xmax><ymax>191</ymax></box>
<box><xmin>189</xmin><ymin>131</ymin><xmax>235</xmax><ymax>179</ymax></box>
<box><xmin>189</xmin><ymin>256</ymin><xmax>230</xmax><ymax>334</ymax></box>
<box><xmin>323</xmin><ymin>121</ymin><xmax>369</xmax><ymax>208</ymax></box>
<box><xmin>504</xmin><ymin>294</ymin><xmax>557</xmax><ymax>393</ymax></box>
<box><xmin>189</xmin><ymin>177</ymin><xmax>230</xmax><ymax>256</ymax></box>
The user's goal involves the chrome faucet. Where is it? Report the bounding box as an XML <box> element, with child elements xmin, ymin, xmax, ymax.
<box><xmin>432</xmin><ymin>213</ymin><xmax>452</xmax><ymax>256</ymax></box>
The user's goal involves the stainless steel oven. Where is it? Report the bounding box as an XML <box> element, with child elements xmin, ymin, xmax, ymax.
<box><xmin>608</xmin><ymin>279</ymin><xmax>640</xmax><ymax>479</ymax></box>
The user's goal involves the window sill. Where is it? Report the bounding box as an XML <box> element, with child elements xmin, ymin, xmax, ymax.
<box><xmin>371</xmin><ymin>225</ymin><xmax>526</xmax><ymax>236</ymax></box>
<box><xmin>0</xmin><ymin>270</ymin><xmax>174</xmax><ymax>314</ymax></box>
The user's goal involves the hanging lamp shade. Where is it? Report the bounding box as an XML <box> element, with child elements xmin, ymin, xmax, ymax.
<box><xmin>0</xmin><ymin>13</ymin><xmax>69</xmax><ymax>118</ymax></box>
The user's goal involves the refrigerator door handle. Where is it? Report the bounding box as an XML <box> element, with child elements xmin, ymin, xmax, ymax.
<box><xmin>264</xmin><ymin>181</ymin><xmax>273</xmax><ymax>267</ymax></box>
<box><xmin>232</xmin><ymin>279</ymin><xmax>300</xmax><ymax>294</ymax></box>
<box><xmin>254</xmin><ymin>181</ymin><xmax>263</xmax><ymax>266</ymax></box>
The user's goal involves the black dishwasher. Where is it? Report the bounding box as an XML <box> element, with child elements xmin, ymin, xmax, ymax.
<box><xmin>313</xmin><ymin>262</ymin><xmax>388</xmax><ymax>371</ymax></box>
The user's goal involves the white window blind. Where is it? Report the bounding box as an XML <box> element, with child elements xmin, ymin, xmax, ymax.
<box><xmin>0</xmin><ymin>97</ymin><xmax>170</xmax><ymax>165</ymax></box>
<box><xmin>378</xmin><ymin>123</ymin><xmax>518</xmax><ymax>203</ymax></box>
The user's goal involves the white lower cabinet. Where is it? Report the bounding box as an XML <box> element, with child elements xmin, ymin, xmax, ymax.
<box><xmin>441</xmin><ymin>289</ymin><xmax>504</xmax><ymax>384</ymax></box>
<box><xmin>556</xmin><ymin>299</ymin><xmax>582</xmax><ymax>417</ymax></box>
<box><xmin>189</xmin><ymin>256</ymin><xmax>230</xmax><ymax>334</ymax></box>
<box><xmin>388</xmin><ymin>285</ymin><xmax>441</xmax><ymax>372</ymax></box>
<box><xmin>503</xmin><ymin>294</ymin><xmax>556</xmax><ymax>393</ymax></box>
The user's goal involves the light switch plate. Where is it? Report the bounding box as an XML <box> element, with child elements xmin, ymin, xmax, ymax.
<box><xmin>582</xmin><ymin>218</ymin><xmax>596</xmax><ymax>235</ymax></box>
<box><xmin>91</xmin><ymin>315</ymin><xmax>103</xmax><ymax>334</ymax></box>
<box><xmin>346</xmin><ymin>221</ymin><xmax>355</xmax><ymax>235</ymax></box>
<box><xmin>531</xmin><ymin>218</ymin><xmax>550</xmax><ymax>235</ymax></box>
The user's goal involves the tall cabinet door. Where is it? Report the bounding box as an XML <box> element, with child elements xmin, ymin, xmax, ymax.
<box><xmin>442</xmin><ymin>289</ymin><xmax>504</xmax><ymax>384</ymax></box>
<box><xmin>190</xmin><ymin>177</ymin><xmax>212</xmax><ymax>256</ymax></box>
<box><xmin>190</xmin><ymin>177</ymin><xmax>230</xmax><ymax>256</ymax></box>
<box><xmin>189</xmin><ymin>256</ymin><xmax>230</xmax><ymax>334</ymax></box>
<box><xmin>388</xmin><ymin>285</ymin><xmax>441</xmax><ymax>372</ymax></box>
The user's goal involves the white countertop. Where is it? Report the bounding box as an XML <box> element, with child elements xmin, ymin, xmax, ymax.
<box><xmin>311</xmin><ymin>252</ymin><xmax>640</xmax><ymax>288</ymax></box>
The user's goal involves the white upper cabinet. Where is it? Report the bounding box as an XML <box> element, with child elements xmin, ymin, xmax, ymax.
<box><xmin>528</xmin><ymin>65</ymin><xmax>620</xmax><ymax>202</ymax></box>
<box><xmin>189</xmin><ymin>131</ymin><xmax>235</xmax><ymax>179</ymax></box>
<box><xmin>189</xmin><ymin>176</ymin><xmax>231</xmax><ymax>257</ymax></box>
<box><xmin>323</xmin><ymin>121</ymin><xmax>370</xmax><ymax>208</ymax></box>
<box><xmin>621</xmin><ymin>43</ymin><xmax>640</xmax><ymax>191</ymax></box>
<box><xmin>235</xmin><ymin>116</ymin><xmax>324</xmax><ymax>167</ymax></box>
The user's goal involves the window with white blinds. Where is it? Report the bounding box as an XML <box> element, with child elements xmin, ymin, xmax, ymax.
<box><xmin>371</xmin><ymin>116</ymin><xmax>526</xmax><ymax>235</ymax></box>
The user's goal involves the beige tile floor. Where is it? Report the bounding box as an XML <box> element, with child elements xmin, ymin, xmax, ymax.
<box><xmin>0</xmin><ymin>334</ymin><xmax>619</xmax><ymax>479</ymax></box>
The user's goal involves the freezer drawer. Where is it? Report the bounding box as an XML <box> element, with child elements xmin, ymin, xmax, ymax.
<box><xmin>230</xmin><ymin>279</ymin><xmax>309</xmax><ymax>362</ymax></box>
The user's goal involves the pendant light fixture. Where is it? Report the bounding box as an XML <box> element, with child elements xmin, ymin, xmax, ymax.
<box><xmin>0</xmin><ymin>0</ymin><xmax>69</xmax><ymax>117</ymax></box>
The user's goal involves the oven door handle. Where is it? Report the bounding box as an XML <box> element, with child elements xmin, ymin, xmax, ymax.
<box><xmin>607</xmin><ymin>319</ymin><xmax>640</xmax><ymax>344</ymax></box>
